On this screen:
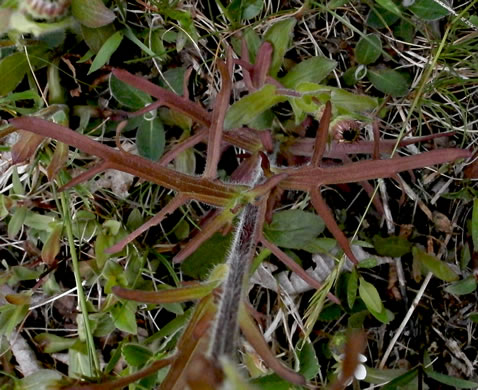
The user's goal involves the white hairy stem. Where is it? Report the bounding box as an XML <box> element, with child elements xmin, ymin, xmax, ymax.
<box><xmin>209</xmin><ymin>170</ymin><xmax>262</xmax><ymax>359</ymax></box>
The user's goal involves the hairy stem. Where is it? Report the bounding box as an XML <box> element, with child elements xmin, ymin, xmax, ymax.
<box><xmin>209</xmin><ymin>202</ymin><xmax>260</xmax><ymax>359</ymax></box>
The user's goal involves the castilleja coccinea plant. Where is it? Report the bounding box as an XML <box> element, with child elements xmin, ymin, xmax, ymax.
<box><xmin>9</xmin><ymin>41</ymin><xmax>471</xmax><ymax>389</ymax></box>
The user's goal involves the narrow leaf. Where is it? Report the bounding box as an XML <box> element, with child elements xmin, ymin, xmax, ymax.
<box><xmin>472</xmin><ymin>199</ymin><xmax>478</xmax><ymax>250</ymax></box>
<box><xmin>444</xmin><ymin>276</ymin><xmax>477</xmax><ymax>295</ymax></box>
<box><xmin>381</xmin><ymin>368</ymin><xmax>419</xmax><ymax>390</ymax></box>
<box><xmin>224</xmin><ymin>84</ymin><xmax>287</xmax><ymax>129</ymax></box>
<box><xmin>81</xmin><ymin>24</ymin><xmax>116</xmax><ymax>53</ymax></box>
<box><xmin>47</xmin><ymin>141</ymin><xmax>69</xmax><ymax>180</ymax></box>
<box><xmin>8</xmin><ymin>206</ymin><xmax>27</xmax><ymax>238</ymax></box>
<box><xmin>112</xmin><ymin>281</ymin><xmax>219</xmax><ymax>304</ymax></box>
<box><xmin>426</xmin><ymin>370</ymin><xmax>478</xmax><ymax>388</ymax></box>
<box><xmin>412</xmin><ymin>247</ymin><xmax>459</xmax><ymax>282</ymax></box>
<box><xmin>88</xmin><ymin>31</ymin><xmax>123</xmax><ymax>75</ymax></box>
<box><xmin>239</xmin><ymin>303</ymin><xmax>306</xmax><ymax>386</ymax></box>
<box><xmin>41</xmin><ymin>224</ymin><xmax>62</xmax><ymax>265</ymax></box>
<box><xmin>347</xmin><ymin>268</ymin><xmax>358</xmax><ymax>309</ymax></box>
<box><xmin>263</xmin><ymin>18</ymin><xmax>296</xmax><ymax>77</ymax></box>
<box><xmin>35</xmin><ymin>333</ymin><xmax>77</xmax><ymax>354</ymax></box>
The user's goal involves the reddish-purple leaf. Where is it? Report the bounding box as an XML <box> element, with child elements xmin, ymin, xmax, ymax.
<box><xmin>11</xmin><ymin>131</ymin><xmax>44</xmax><ymax>164</ymax></box>
<box><xmin>112</xmin><ymin>282</ymin><xmax>219</xmax><ymax>304</ymax></box>
<box><xmin>239</xmin><ymin>302</ymin><xmax>306</xmax><ymax>386</ymax></box>
<box><xmin>112</xmin><ymin>68</ymin><xmax>211</xmax><ymax>127</ymax></box>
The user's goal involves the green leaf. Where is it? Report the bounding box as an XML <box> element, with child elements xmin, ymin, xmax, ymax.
<box><xmin>375</xmin><ymin>0</ymin><xmax>402</xmax><ymax>16</ymax></box>
<box><xmin>298</xmin><ymin>341</ymin><xmax>319</xmax><ymax>380</ymax></box>
<box><xmin>95</xmin><ymin>232</ymin><xmax>113</xmax><ymax>269</ymax></box>
<box><xmin>394</xmin><ymin>19</ymin><xmax>415</xmax><ymax>42</ymax></box>
<box><xmin>174</xmin><ymin>148</ymin><xmax>196</xmax><ymax>174</ymax></box>
<box><xmin>163</xmin><ymin>8</ymin><xmax>199</xmax><ymax>47</ymax></box>
<box><xmin>368</xmin><ymin>306</ymin><xmax>394</xmax><ymax>324</ymax></box>
<box><xmin>110</xmin><ymin>74</ymin><xmax>152</xmax><ymax>109</ymax></box>
<box><xmin>444</xmin><ymin>276</ymin><xmax>477</xmax><ymax>295</ymax></box>
<box><xmin>367</xmin><ymin>6</ymin><xmax>400</xmax><ymax>28</ymax></box>
<box><xmin>126</xmin><ymin>208</ymin><xmax>144</xmax><ymax>232</ymax></box>
<box><xmin>367</xmin><ymin>68</ymin><xmax>410</xmax><ymax>97</ymax></box>
<box><xmin>35</xmin><ymin>333</ymin><xmax>77</xmax><ymax>353</ymax></box>
<box><xmin>224</xmin><ymin>84</ymin><xmax>287</xmax><ymax>129</ymax></box>
<box><xmin>226</xmin><ymin>0</ymin><xmax>263</xmax><ymax>21</ymax></box>
<box><xmin>472</xmin><ymin>199</ymin><xmax>478</xmax><ymax>250</ymax></box>
<box><xmin>71</xmin><ymin>0</ymin><xmax>116</xmax><ymax>28</ymax></box>
<box><xmin>359</xmin><ymin>277</ymin><xmax>383</xmax><ymax>314</ymax></box>
<box><xmin>347</xmin><ymin>268</ymin><xmax>358</xmax><ymax>309</ymax></box>
<box><xmin>136</xmin><ymin>117</ymin><xmax>165</xmax><ymax>161</ymax></box>
<box><xmin>41</xmin><ymin>224</ymin><xmax>62</xmax><ymax>265</ymax></box>
<box><xmin>381</xmin><ymin>368</ymin><xmax>419</xmax><ymax>390</ymax></box>
<box><xmin>251</xmin><ymin>374</ymin><xmax>289</xmax><ymax>390</ymax></box>
<box><xmin>302</xmin><ymin>237</ymin><xmax>337</xmax><ymax>254</ymax></box>
<box><xmin>0</xmin><ymin>52</ymin><xmax>28</xmax><ymax>96</ymax></box>
<box><xmin>280</xmin><ymin>57</ymin><xmax>337</xmax><ymax>88</ymax></box>
<box><xmin>0</xmin><ymin>195</ymin><xmax>10</xmax><ymax>220</ymax></box>
<box><xmin>68</xmin><ymin>344</ymin><xmax>95</xmax><ymax>379</ymax></box>
<box><xmin>264</xmin><ymin>209</ymin><xmax>325</xmax><ymax>250</ymax></box>
<box><xmin>11</xmin><ymin>266</ymin><xmax>42</xmax><ymax>283</ymax></box>
<box><xmin>12</xmin><ymin>166</ymin><xmax>24</xmax><ymax>195</ymax></box>
<box><xmin>0</xmin><ymin>301</ymin><xmax>29</xmax><ymax>336</ymax></box>
<box><xmin>355</xmin><ymin>34</ymin><xmax>382</xmax><ymax>65</ymax></box>
<box><xmin>181</xmin><ymin>233</ymin><xmax>232</xmax><ymax>279</ymax></box>
<box><xmin>88</xmin><ymin>30</ymin><xmax>123</xmax><ymax>75</ymax></box>
<box><xmin>19</xmin><ymin>370</ymin><xmax>63</xmax><ymax>390</ymax></box>
<box><xmin>72</xmin><ymin>210</ymin><xmax>99</xmax><ymax>240</ymax></box>
<box><xmin>81</xmin><ymin>24</ymin><xmax>116</xmax><ymax>53</ymax></box>
<box><xmin>425</xmin><ymin>369</ymin><xmax>478</xmax><ymax>388</ymax></box>
<box><xmin>160</xmin><ymin>67</ymin><xmax>187</xmax><ymax>95</ymax></box>
<box><xmin>331</xmin><ymin>88</ymin><xmax>379</xmax><ymax>113</ymax></box>
<box><xmin>122</xmin><ymin>343</ymin><xmax>153</xmax><ymax>367</ymax></box>
<box><xmin>111</xmin><ymin>301</ymin><xmax>138</xmax><ymax>334</ymax></box>
<box><xmin>469</xmin><ymin>312</ymin><xmax>478</xmax><ymax>323</ymax></box>
<box><xmin>243</xmin><ymin>27</ymin><xmax>261</xmax><ymax>63</ymax></box>
<box><xmin>8</xmin><ymin>206</ymin><xmax>27</xmax><ymax>238</ymax></box>
<box><xmin>412</xmin><ymin>247</ymin><xmax>459</xmax><ymax>282</ymax></box>
<box><xmin>348</xmin><ymin>311</ymin><xmax>368</xmax><ymax>328</ymax></box>
<box><xmin>409</xmin><ymin>0</ymin><xmax>450</xmax><ymax>21</ymax></box>
<box><xmin>23</xmin><ymin>211</ymin><xmax>56</xmax><ymax>232</ymax></box>
<box><xmin>263</xmin><ymin>18</ymin><xmax>296</xmax><ymax>77</ymax></box>
<box><xmin>357</xmin><ymin>258</ymin><xmax>379</xmax><ymax>269</ymax></box>
<box><xmin>373</xmin><ymin>235</ymin><xmax>412</xmax><ymax>257</ymax></box>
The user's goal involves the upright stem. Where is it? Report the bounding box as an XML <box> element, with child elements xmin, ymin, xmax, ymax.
<box><xmin>209</xmin><ymin>202</ymin><xmax>260</xmax><ymax>359</ymax></box>
<box><xmin>59</xmin><ymin>190</ymin><xmax>100</xmax><ymax>376</ymax></box>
